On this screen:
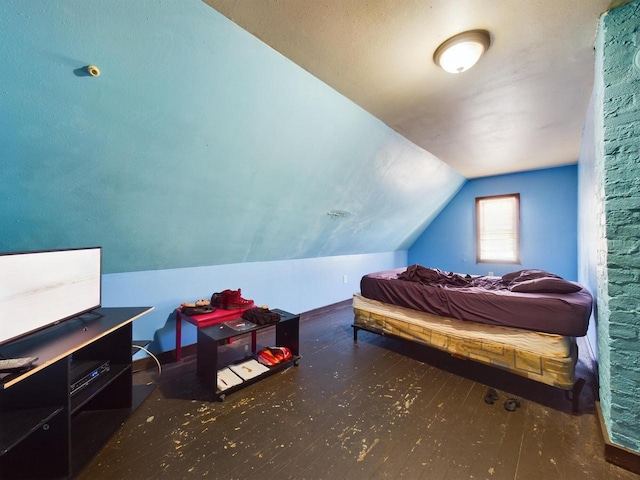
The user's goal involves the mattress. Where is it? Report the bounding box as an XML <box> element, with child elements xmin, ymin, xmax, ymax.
<box><xmin>353</xmin><ymin>294</ymin><xmax>577</xmax><ymax>389</ymax></box>
<box><xmin>360</xmin><ymin>267</ymin><xmax>592</xmax><ymax>337</ymax></box>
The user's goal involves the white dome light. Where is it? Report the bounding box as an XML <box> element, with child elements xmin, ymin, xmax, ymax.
<box><xmin>434</xmin><ymin>30</ymin><xmax>491</xmax><ymax>74</ymax></box>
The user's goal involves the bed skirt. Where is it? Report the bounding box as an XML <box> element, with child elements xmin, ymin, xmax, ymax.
<box><xmin>353</xmin><ymin>294</ymin><xmax>578</xmax><ymax>390</ymax></box>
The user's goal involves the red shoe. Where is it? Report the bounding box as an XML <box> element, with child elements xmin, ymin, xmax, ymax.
<box><xmin>210</xmin><ymin>290</ymin><xmax>232</xmax><ymax>308</ymax></box>
<box><xmin>257</xmin><ymin>347</ymin><xmax>292</xmax><ymax>366</ymax></box>
<box><xmin>257</xmin><ymin>348</ymin><xmax>280</xmax><ymax>366</ymax></box>
<box><xmin>221</xmin><ymin>289</ymin><xmax>254</xmax><ymax>309</ymax></box>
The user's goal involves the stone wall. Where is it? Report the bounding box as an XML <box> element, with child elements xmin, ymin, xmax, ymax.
<box><xmin>597</xmin><ymin>0</ymin><xmax>640</xmax><ymax>452</ymax></box>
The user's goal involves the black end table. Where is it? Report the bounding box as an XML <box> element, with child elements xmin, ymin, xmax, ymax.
<box><xmin>196</xmin><ymin>309</ymin><xmax>300</xmax><ymax>401</ymax></box>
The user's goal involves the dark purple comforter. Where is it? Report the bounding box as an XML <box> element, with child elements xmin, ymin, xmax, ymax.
<box><xmin>360</xmin><ymin>266</ymin><xmax>593</xmax><ymax>337</ymax></box>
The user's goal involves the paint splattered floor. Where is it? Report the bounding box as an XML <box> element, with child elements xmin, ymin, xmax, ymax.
<box><xmin>78</xmin><ymin>302</ymin><xmax>639</xmax><ymax>480</ymax></box>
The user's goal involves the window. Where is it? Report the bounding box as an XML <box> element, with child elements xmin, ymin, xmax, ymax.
<box><xmin>476</xmin><ymin>193</ymin><xmax>520</xmax><ymax>263</ymax></box>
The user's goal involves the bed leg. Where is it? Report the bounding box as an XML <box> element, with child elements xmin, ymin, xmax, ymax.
<box><xmin>567</xmin><ymin>377</ymin><xmax>586</xmax><ymax>413</ymax></box>
<box><xmin>353</xmin><ymin>326</ymin><xmax>358</xmax><ymax>343</ymax></box>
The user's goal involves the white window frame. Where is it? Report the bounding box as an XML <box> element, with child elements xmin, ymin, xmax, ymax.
<box><xmin>476</xmin><ymin>193</ymin><xmax>520</xmax><ymax>264</ymax></box>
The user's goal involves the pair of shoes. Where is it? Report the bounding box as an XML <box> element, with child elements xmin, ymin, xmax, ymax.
<box><xmin>504</xmin><ymin>397</ymin><xmax>521</xmax><ymax>412</ymax></box>
<box><xmin>181</xmin><ymin>298</ymin><xmax>211</xmax><ymax>308</ymax></box>
<box><xmin>483</xmin><ymin>388</ymin><xmax>522</xmax><ymax>412</ymax></box>
<box><xmin>484</xmin><ymin>388</ymin><xmax>499</xmax><ymax>404</ymax></box>
<box><xmin>181</xmin><ymin>305</ymin><xmax>216</xmax><ymax>316</ymax></box>
<box><xmin>180</xmin><ymin>298</ymin><xmax>217</xmax><ymax>316</ymax></box>
<box><xmin>180</xmin><ymin>298</ymin><xmax>216</xmax><ymax>316</ymax></box>
<box><xmin>210</xmin><ymin>289</ymin><xmax>254</xmax><ymax>310</ymax></box>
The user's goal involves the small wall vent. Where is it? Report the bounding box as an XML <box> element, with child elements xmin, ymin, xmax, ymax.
<box><xmin>327</xmin><ymin>210</ymin><xmax>351</xmax><ymax>219</ymax></box>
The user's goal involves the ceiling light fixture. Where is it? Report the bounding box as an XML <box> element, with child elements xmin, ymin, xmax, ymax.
<box><xmin>433</xmin><ymin>30</ymin><xmax>491</xmax><ymax>74</ymax></box>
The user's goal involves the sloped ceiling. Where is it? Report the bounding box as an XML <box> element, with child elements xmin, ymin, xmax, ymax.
<box><xmin>0</xmin><ymin>1</ymin><xmax>464</xmax><ymax>273</ymax></box>
<box><xmin>204</xmin><ymin>0</ymin><xmax>628</xmax><ymax>178</ymax></box>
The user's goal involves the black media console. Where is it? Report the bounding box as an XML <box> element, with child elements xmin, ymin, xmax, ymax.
<box><xmin>0</xmin><ymin>307</ymin><xmax>153</xmax><ymax>479</ymax></box>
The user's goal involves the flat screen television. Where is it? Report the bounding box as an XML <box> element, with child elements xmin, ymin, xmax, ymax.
<box><xmin>0</xmin><ymin>247</ymin><xmax>102</xmax><ymax>347</ymax></box>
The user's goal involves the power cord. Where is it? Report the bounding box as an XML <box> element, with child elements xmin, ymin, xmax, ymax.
<box><xmin>132</xmin><ymin>344</ymin><xmax>162</xmax><ymax>380</ymax></box>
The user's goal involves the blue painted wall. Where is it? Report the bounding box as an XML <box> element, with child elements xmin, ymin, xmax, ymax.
<box><xmin>0</xmin><ymin>0</ymin><xmax>463</xmax><ymax>274</ymax></box>
<box><xmin>577</xmin><ymin>92</ymin><xmax>599</xmax><ymax>361</ymax></box>
<box><xmin>408</xmin><ymin>166</ymin><xmax>578</xmax><ymax>280</ymax></box>
<box><xmin>587</xmin><ymin>0</ymin><xmax>640</xmax><ymax>454</ymax></box>
<box><xmin>106</xmin><ymin>251</ymin><xmax>406</xmax><ymax>356</ymax></box>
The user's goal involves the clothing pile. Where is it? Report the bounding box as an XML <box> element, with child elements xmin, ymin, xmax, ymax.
<box><xmin>241</xmin><ymin>307</ymin><xmax>281</xmax><ymax>326</ymax></box>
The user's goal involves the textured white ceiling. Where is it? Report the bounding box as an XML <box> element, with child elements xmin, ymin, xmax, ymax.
<box><xmin>203</xmin><ymin>0</ymin><xmax>626</xmax><ymax>178</ymax></box>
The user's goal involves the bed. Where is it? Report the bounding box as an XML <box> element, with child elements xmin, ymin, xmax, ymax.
<box><xmin>352</xmin><ymin>265</ymin><xmax>593</xmax><ymax>412</ymax></box>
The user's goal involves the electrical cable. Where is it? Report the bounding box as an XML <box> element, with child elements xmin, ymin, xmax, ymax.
<box><xmin>131</xmin><ymin>344</ymin><xmax>162</xmax><ymax>378</ymax></box>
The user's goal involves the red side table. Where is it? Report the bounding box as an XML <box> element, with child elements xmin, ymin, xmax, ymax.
<box><xmin>175</xmin><ymin>305</ymin><xmax>255</xmax><ymax>361</ymax></box>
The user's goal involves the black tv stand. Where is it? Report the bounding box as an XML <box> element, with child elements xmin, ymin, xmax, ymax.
<box><xmin>0</xmin><ymin>307</ymin><xmax>153</xmax><ymax>479</ymax></box>
<box><xmin>77</xmin><ymin>310</ymin><xmax>105</xmax><ymax>320</ymax></box>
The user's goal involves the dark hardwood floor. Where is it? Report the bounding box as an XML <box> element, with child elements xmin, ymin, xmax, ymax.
<box><xmin>79</xmin><ymin>302</ymin><xmax>639</xmax><ymax>480</ymax></box>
